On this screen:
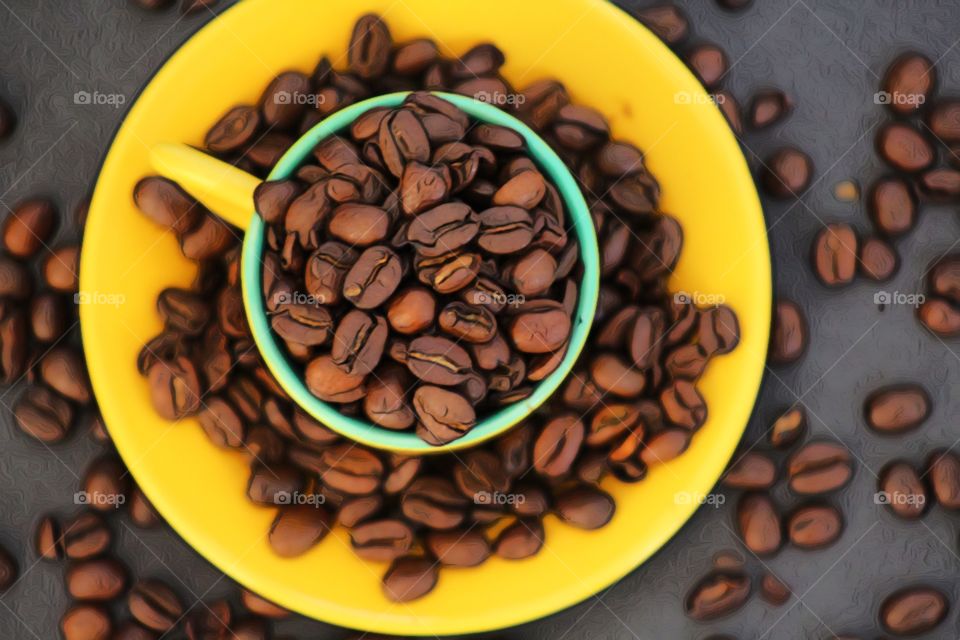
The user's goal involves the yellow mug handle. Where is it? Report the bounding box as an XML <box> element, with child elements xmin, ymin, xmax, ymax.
<box><xmin>149</xmin><ymin>143</ymin><xmax>260</xmax><ymax>231</ymax></box>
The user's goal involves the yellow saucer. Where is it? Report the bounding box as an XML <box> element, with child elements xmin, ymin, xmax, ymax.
<box><xmin>80</xmin><ymin>0</ymin><xmax>770</xmax><ymax>634</ymax></box>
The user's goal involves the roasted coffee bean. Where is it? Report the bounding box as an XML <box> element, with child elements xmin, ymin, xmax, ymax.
<box><xmin>0</xmin><ymin>302</ymin><xmax>27</xmax><ymax>384</ymax></box>
<box><xmin>382</xmin><ymin>556</ymin><xmax>437</xmax><ymax>602</ymax></box>
<box><xmin>271</xmin><ymin>303</ymin><xmax>332</xmax><ymax>347</ymax></box>
<box><xmin>65</xmin><ymin>557</ymin><xmax>128</xmax><ymax>601</ymax></box>
<box><xmin>261</xmin><ymin>71</ymin><xmax>311</xmax><ymax>130</ymax></box>
<box><xmin>129</xmin><ymin>487</ymin><xmax>161</xmax><ymax>529</ymax></box>
<box><xmin>38</xmin><ymin>346</ymin><xmax>91</xmax><ymax>403</ymax></box>
<box><xmin>869</xmin><ymin>177</ymin><xmax>917</xmax><ymax>237</ymax></box>
<box><xmin>555</xmin><ymin>486</ymin><xmax>614</xmax><ymax>529</ymax></box>
<box><xmin>426</xmin><ymin>529</ymin><xmax>490</xmax><ymax>567</ymax></box>
<box><xmin>686</xmin><ymin>43</ymin><xmax>728</xmax><ymax>89</ymax></box>
<box><xmin>533</xmin><ymin>414</ymin><xmax>584</xmax><ymax>479</ymax></box>
<box><xmin>495</xmin><ymin>518</ymin><xmax>544</xmax><ymax>560</ymax></box>
<box><xmin>83</xmin><ymin>456</ymin><xmax>129</xmax><ymax>512</ymax></box>
<box><xmin>320</xmin><ymin>444</ymin><xmax>383</xmax><ymax>495</ymax></box>
<box><xmin>36</xmin><ymin>511</ymin><xmax>111</xmax><ymax>561</ymax></box>
<box><xmin>392</xmin><ymin>39</ymin><xmax>439</xmax><ymax>75</ymax></box>
<box><xmin>748</xmin><ymin>89</ymin><xmax>792</xmax><ymax>129</ymax></box>
<box><xmin>401</xmin><ymin>162</ymin><xmax>452</xmax><ymax>215</ymax></box>
<box><xmin>660</xmin><ymin>381</ymin><xmax>707</xmax><ymax>429</ymax></box>
<box><xmin>858</xmin><ymin>236</ymin><xmax>898</xmax><ymax>281</ymax></box>
<box><xmin>769</xmin><ymin>407</ymin><xmax>806</xmax><ymax>449</ymax></box>
<box><xmin>134</xmin><ymin>177</ymin><xmax>201</xmax><ymax>235</ymax></box>
<box><xmin>509</xmin><ymin>248</ymin><xmax>557</xmax><ymax>297</ymax></box>
<box><xmin>553</xmin><ymin>104</ymin><xmax>609</xmax><ymax>151</ymax></box>
<box><xmin>812</xmin><ymin>223</ymin><xmax>858</xmax><ymax>287</ymax></box>
<box><xmin>589</xmin><ymin>354</ymin><xmax>644</xmax><ymax>398</ymax></box>
<box><xmin>865</xmin><ymin>385</ymin><xmax>930</xmax><ymax>434</ymax></box>
<box><xmin>405</xmin><ymin>336</ymin><xmax>474</xmax><ymax>385</ymax></box>
<box><xmin>787</xmin><ymin>504</ymin><xmax>842</xmax><ymax>549</ymax></box>
<box><xmin>920</xmin><ymin>168</ymin><xmax>960</xmax><ymax>199</ymax></box>
<box><xmin>928</xmin><ymin>100</ymin><xmax>960</xmax><ymax>142</ymax></box>
<box><xmin>343</xmin><ymin>245</ymin><xmax>403</xmax><ymax>308</ymax></box>
<box><xmin>927</xmin><ymin>451</ymin><xmax>960</xmax><ymax>509</ymax></box>
<box><xmin>146</xmin><ymin>356</ymin><xmax>202</xmax><ymax>420</ymax></box>
<box><xmin>685</xmin><ymin>571</ymin><xmax>750</xmax><ymax>621</ymax></box>
<box><xmin>349</xmin><ymin>519</ymin><xmax>414</xmax><ymax>562</ymax></box>
<box><xmin>879</xmin><ymin>462</ymin><xmax>927</xmax><ymax>519</ymax></box>
<box><xmin>416</xmin><ymin>250</ymin><xmax>481</xmax><ymax>294</ymax></box>
<box><xmin>328</xmin><ymin>204</ymin><xmax>391</xmax><ymax>246</ymax></box>
<box><xmin>414</xmin><ymin>386</ymin><xmax>476</xmax><ymax>445</ymax></box>
<box><xmin>268</xmin><ymin>503</ymin><xmax>332</xmax><ymax>558</ymax></box>
<box><xmin>760</xmin><ymin>573</ymin><xmax>791</xmax><ymax>606</ymax></box>
<box><xmin>760</xmin><ymin>147</ymin><xmax>813</xmax><ymax>198</ymax></box>
<box><xmin>379</xmin><ymin>110</ymin><xmax>430</xmax><ymax>178</ymax></box>
<box><xmin>640</xmin><ymin>428</ymin><xmax>690</xmax><ymax>467</ymax></box>
<box><xmin>338</xmin><ymin>495</ymin><xmax>383</xmax><ymax>528</ymax></box>
<box><xmin>331</xmin><ymin>310</ymin><xmax>388</xmax><ymax>376</ymax></box>
<box><xmin>477</xmin><ymin>206</ymin><xmax>535</xmax><ymax>254</ymax></box>
<box><xmin>206</xmin><ymin>106</ymin><xmax>260</xmax><ymax>152</ymax></box>
<box><xmin>880</xmin><ymin>587</ymin><xmax>948</xmax><ymax>636</ymax></box>
<box><xmin>3</xmin><ymin>198</ymin><xmax>57</xmax><ymax>258</ymax></box>
<box><xmin>304</xmin><ymin>242</ymin><xmax>357</xmax><ymax>306</ymax></box>
<box><xmin>877</xmin><ymin>122</ymin><xmax>934</xmax><ymax>173</ymax></box>
<box><xmin>386</xmin><ymin>286</ymin><xmax>436</xmax><ymax>334</ymax></box>
<box><xmin>246</xmin><ymin>464</ymin><xmax>301</xmax><ymax>505</ymax></box>
<box><xmin>509</xmin><ymin>301</ymin><xmax>571</xmax><ymax>353</ymax></box>
<box><xmin>364</xmin><ymin>365</ymin><xmax>414</xmax><ymax>429</ymax></box>
<box><xmin>787</xmin><ymin>441</ymin><xmax>853</xmax><ymax>494</ymax></box>
<box><xmin>723</xmin><ymin>453</ymin><xmax>776</xmax><ymax>490</ymax></box>
<box><xmin>407</xmin><ymin>202</ymin><xmax>478</xmax><ymax>256</ymax></box>
<box><xmin>438</xmin><ymin>302</ymin><xmax>497</xmax><ymax>343</ymax></box>
<box><xmin>383</xmin><ymin>455</ymin><xmax>421</xmax><ymax>495</ymax></box>
<box><xmin>402</xmin><ymin>477</ymin><xmax>467</xmax><ymax>529</ymax></box>
<box><xmin>240</xmin><ymin>589</ymin><xmax>288</xmax><ymax>619</ymax></box>
<box><xmin>128</xmin><ymin>580</ymin><xmax>184</xmax><ymax>632</ymax></box>
<box><xmin>0</xmin><ymin>255</ymin><xmax>31</xmax><ymax>300</ymax></box>
<box><xmin>736</xmin><ymin>493</ymin><xmax>782</xmax><ymax>555</ymax></box>
<box><xmin>305</xmin><ymin>354</ymin><xmax>366</xmax><ymax>403</ymax></box>
<box><xmin>44</xmin><ymin>245</ymin><xmax>80</xmax><ymax>292</ymax></box>
<box><xmin>769</xmin><ymin>299</ymin><xmax>807</xmax><ymax>364</ymax></box>
<box><xmin>881</xmin><ymin>53</ymin><xmax>936</xmax><ymax>116</ymax></box>
<box><xmin>634</xmin><ymin>4</ymin><xmax>689</xmax><ymax>45</ymax></box>
<box><xmin>698</xmin><ymin>305</ymin><xmax>740</xmax><ymax>356</ymax></box>
<box><xmin>61</xmin><ymin>604</ymin><xmax>112</xmax><ymax>640</ymax></box>
<box><xmin>349</xmin><ymin>14</ymin><xmax>392</xmax><ymax>79</ymax></box>
<box><xmin>918</xmin><ymin>298</ymin><xmax>960</xmax><ymax>336</ymax></box>
<box><xmin>158</xmin><ymin>288</ymin><xmax>209</xmax><ymax>335</ymax></box>
<box><xmin>14</xmin><ymin>384</ymin><xmax>74</xmax><ymax>443</ymax></box>
<box><xmin>454</xmin><ymin>450</ymin><xmax>509</xmax><ymax>501</ymax></box>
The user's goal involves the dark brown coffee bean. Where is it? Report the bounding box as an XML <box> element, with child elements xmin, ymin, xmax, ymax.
<box><xmin>555</xmin><ymin>486</ymin><xmax>614</xmax><ymax>529</ymax></box>
<box><xmin>509</xmin><ymin>301</ymin><xmax>570</xmax><ymax>354</ymax></box>
<box><xmin>787</xmin><ymin>441</ymin><xmax>853</xmax><ymax>494</ymax></box>
<box><xmin>748</xmin><ymin>89</ymin><xmax>792</xmax><ymax>129</ymax></box>
<box><xmin>769</xmin><ymin>407</ymin><xmax>806</xmax><ymax>449</ymax></box>
<box><xmin>881</xmin><ymin>53</ymin><xmax>936</xmax><ymax>116</ymax></box>
<box><xmin>157</xmin><ymin>288</ymin><xmax>209</xmax><ymax>335</ymax></box>
<box><xmin>737</xmin><ymin>493</ymin><xmax>781</xmax><ymax>555</ymax></box>
<box><xmin>146</xmin><ymin>356</ymin><xmax>201</xmax><ymax>420</ymax></box>
<box><xmin>38</xmin><ymin>347</ymin><xmax>91</xmax><ymax>404</ymax></box>
<box><xmin>331</xmin><ymin>310</ymin><xmax>388</xmax><ymax>376</ymax></box>
<box><xmin>337</xmin><ymin>495</ymin><xmax>383</xmax><ymax>528</ymax></box>
<box><xmin>327</xmin><ymin>204</ymin><xmax>391</xmax><ymax>246</ymax></box>
<box><xmin>405</xmin><ymin>335</ymin><xmax>474</xmax><ymax>386</ymax></box>
<box><xmin>364</xmin><ymin>365</ymin><xmax>414</xmax><ymax>430</ymax></box>
<box><xmin>43</xmin><ymin>245</ymin><xmax>80</xmax><ymax>292</ymax></box>
<box><xmin>343</xmin><ymin>245</ymin><xmax>403</xmax><ymax>309</ymax></box>
<box><xmin>261</xmin><ymin>71</ymin><xmax>311</xmax><ymax>130</ymax></box>
<box><xmin>382</xmin><ymin>556</ymin><xmax>437</xmax><ymax>602</ymax></box>
<box><xmin>387</xmin><ymin>286</ymin><xmax>436</xmax><ymax>334</ymax></box>
<box><xmin>348</xmin><ymin>519</ymin><xmax>414</xmax><ymax>562</ymax></box>
<box><xmin>686</xmin><ymin>43</ymin><xmax>728</xmax><ymax>89</ymax></box>
<box><xmin>414</xmin><ymin>386</ymin><xmax>476</xmax><ymax>445</ymax></box>
<box><xmin>634</xmin><ymin>4</ymin><xmax>689</xmax><ymax>44</ymax></box>
<box><xmin>65</xmin><ymin>557</ymin><xmax>128</xmax><ymax>601</ymax></box>
<box><xmin>181</xmin><ymin>215</ymin><xmax>234</xmax><ymax>261</ymax></box>
<box><xmin>425</xmin><ymin>530</ymin><xmax>490</xmax><ymax>567</ymax></box>
<box><xmin>320</xmin><ymin>444</ymin><xmax>383</xmax><ymax>495</ymax></box>
<box><xmin>918</xmin><ymin>298</ymin><xmax>960</xmax><ymax>336</ymax></box>
<box><xmin>787</xmin><ymin>504</ymin><xmax>842</xmax><ymax>549</ymax></box>
<box><xmin>868</xmin><ymin>177</ymin><xmax>917</xmax><ymax>237</ymax></box>
<box><xmin>246</xmin><ymin>464</ymin><xmax>301</xmax><ymax>505</ymax></box>
<box><xmin>760</xmin><ymin>573</ymin><xmax>791</xmax><ymax>606</ymax></box>
<box><xmin>812</xmin><ymin>223</ymin><xmax>858</xmax><ymax>287</ymax></box>
<box><xmin>348</xmin><ymin>14</ymin><xmax>391</xmax><ymax>79</ymax></box>
<box><xmin>495</xmin><ymin>518</ymin><xmax>544</xmax><ymax>560</ymax></box>
<box><xmin>206</xmin><ymin>106</ymin><xmax>260</xmax><ymax>153</ymax></box>
<box><xmin>879</xmin><ymin>461</ymin><xmax>927</xmax><ymax>519</ymax></box>
<box><xmin>640</xmin><ymin>428</ymin><xmax>690</xmax><ymax>467</ymax></box>
<box><xmin>0</xmin><ymin>256</ymin><xmax>32</xmax><ymax>300</ymax></box>
<box><xmin>401</xmin><ymin>162</ymin><xmax>452</xmax><ymax>215</ymax></box>
<box><xmin>83</xmin><ymin>456</ymin><xmax>129</xmax><ymax>512</ymax></box>
<box><xmin>877</xmin><ymin>122</ymin><xmax>934</xmax><ymax>173</ymax></box>
<box><xmin>553</xmin><ymin>104</ymin><xmax>609</xmax><ymax>151</ymax></box>
<box><xmin>659</xmin><ymin>380</ymin><xmax>707</xmax><ymax>430</ymax></box>
<box><xmin>254</xmin><ymin>180</ymin><xmax>302</xmax><ymax>226</ymax></box>
<box><xmin>476</xmin><ymin>206</ymin><xmax>534</xmax><ymax>255</ymax></box>
<box><xmin>239</xmin><ymin>589</ymin><xmax>288</xmax><ymax>620</ymax></box>
<box><xmin>761</xmin><ymin>147</ymin><xmax>813</xmax><ymax>199</ymax></box>
<box><xmin>685</xmin><ymin>571</ymin><xmax>750</xmax><ymax>621</ymax></box>
<box><xmin>491</xmin><ymin>170</ymin><xmax>546</xmax><ymax>210</ymax></box>
<box><xmin>36</xmin><ymin>511</ymin><xmax>111</xmax><ymax>561</ymax></box>
<box><xmin>402</xmin><ymin>477</ymin><xmax>467</xmax><ymax>529</ymax></box>
<box><xmin>14</xmin><ymin>384</ymin><xmax>74</xmax><ymax>443</ymax></box>
<box><xmin>407</xmin><ymin>203</ymin><xmax>479</xmax><ymax>257</ymax></box>
<box><xmin>769</xmin><ymin>299</ymin><xmax>807</xmax><ymax>365</ymax></box>
<box><xmin>379</xmin><ymin>110</ymin><xmax>430</xmax><ymax>178</ymax></box>
<box><xmin>392</xmin><ymin>39</ymin><xmax>439</xmax><ymax>75</ymax></box>
<box><xmin>0</xmin><ymin>302</ymin><xmax>27</xmax><ymax>385</ymax></box>
<box><xmin>723</xmin><ymin>453</ymin><xmax>777</xmax><ymax>490</ymax></box>
<box><xmin>128</xmin><ymin>580</ymin><xmax>184</xmax><ymax>632</ymax></box>
<box><xmin>586</xmin><ymin>353</ymin><xmax>643</xmax><ymax>398</ymax></box>
<box><xmin>858</xmin><ymin>236</ymin><xmax>898</xmax><ymax>281</ymax></box>
<box><xmin>134</xmin><ymin>177</ymin><xmax>201</xmax><ymax>235</ymax></box>
<box><xmin>880</xmin><ymin>587</ymin><xmax>948</xmax><ymax>636</ymax></box>
<box><xmin>61</xmin><ymin>604</ymin><xmax>112</xmax><ymax>640</ymax></box>
<box><xmin>302</xmin><ymin>242</ymin><xmax>356</xmax><ymax>306</ymax></box>
<box><xmin>927</xmin><ymin>451</ymin><xmax>960</xmax><ymax>509</ymax></box>
<box><xmin>437</xmin><ymin>302</ymin><xmax>496</xmax><ymax>344</ymax></box>
<box><xmin>532</xmin><ymin>414</ymin><xmax>584</xmax><ymax>479</ymax></box>
<box><xmin>865</xmin><ymin>385</ymin><xmax>930</xmax><ymax>434</ymax></box>
<box><xmin>507</xmin><ymin>248</ymin><xmax>556</xmax><ymax>297</ymax></box>
<box><xmin>3</xmin><ymin>198</ymin><xmax>57</xmax><ymax>258</ymax></box>
<box><xmin>268</xmin><ymin>504</ymin><xmax>332</xmax><ymax>558</ymax></box>
<box><xmin>928</xmin><ymin>100</ymin><xmax>960</xmax><ymax>142</ymax></box>
<box><xmin>920</xmin><ymin>168</ymin><xmax>960</xmax><ymax>199</ymax></box>
<box><xmin>453</xmin><ymin>450</ymin><xmax>510</xmax><ymax>502</ymax></box>
<box><xmin>305</xmin><ymin>354</ymin><xmax>366</xmax><ymax>403</ymax></box>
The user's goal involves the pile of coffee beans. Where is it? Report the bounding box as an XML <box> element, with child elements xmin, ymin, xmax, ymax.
<box><xmin>133</xmin><ymin>12</ymin><xmax>739</xmax><ymax>602</ymax></box>
<box><xmin>254</xmin><ymin>93</ymin><xmax>582</xmax><ymax>445</ymax></box>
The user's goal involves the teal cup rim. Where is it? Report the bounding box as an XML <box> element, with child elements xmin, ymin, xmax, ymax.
<box><xmin>241</xmin><ymin>91</ymin><xmax>600</xmax><ymax>454</ymax></box>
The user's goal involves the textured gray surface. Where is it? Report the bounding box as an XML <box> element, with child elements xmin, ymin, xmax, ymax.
<box><xmin>0</xmin><ymin>0</ymin><xmax>959</xmax><ymax>638</ymax></box>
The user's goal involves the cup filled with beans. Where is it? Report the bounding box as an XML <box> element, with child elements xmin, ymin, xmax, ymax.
<box><xmin>131</xmin><ymin>12</ymin><xmax>741</xmax><ymax>603</ymax></box>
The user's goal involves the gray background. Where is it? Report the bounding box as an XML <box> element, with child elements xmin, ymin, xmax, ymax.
<box><xmin>1</xmin><ymin>0</ymin><xmax>959</xmax><ymax>638</ymax></box>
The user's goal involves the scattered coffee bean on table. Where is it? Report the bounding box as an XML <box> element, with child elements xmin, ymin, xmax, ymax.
<box><xmin>761</xmin><ymin>147</ymin><xmax>813</xmax><ymax>199</ymax></box>
<box><xmin>880</xmin><ymin>586</ymin><xmax>948</xmax><ymax>636</ymax></box>
<box><xmin>864</xmin><ymin>384</ymin><xmax>930</xmax><ymax>434</ymax></box>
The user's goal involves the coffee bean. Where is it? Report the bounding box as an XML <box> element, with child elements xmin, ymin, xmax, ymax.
<box><xmin>134</xmin><ymin>177</ymin><xmax>201</xmax><ymax>235</ymax></box>
<box><xmin>386</xmin><ymin>286</ymin><xmax>436</xmax><ymax>334</ymax></box>
<box><xmin>769</xmin><ymin>407</ymin><xmax>806</xmax><ymax>449</ymax></box>
<box><xmin>812</xmin><ymin>223</ymin><xmax>858</xmax><ymax>287</ymax></box>
<box><xmin>555</xmin><ymin>486</ymin><xmax>614</xmax><ymax>529</ymax></box>
<box><xmin>28</xmin><ymin>293</ymin><xmax>67</xmax><ymax>344</ymax></box>
<box><xmin>36</xmin><ymin>511</ymin><xmax>111</xmax><ymax>561</ymax></box>
<box><xmin>407</xmin><ymin>202</ymin><xmax>479</xmax><ymax>256</ymax></box>
<box><xmin>61</xmin><ymin>604</ymin><xmax>112</xmax><ymax>640</ymax></box>
<box><xmin>769</xmin><ymin>300</ymin><xmax>807</xmax><ymax>364</ymax></box>
<box><xmin>84</xmin><ymin>455</ymin><xmax>129</xmax><ymax>512</ymax></box>
<box><xmin>319</xmin><ymin>444</ymin><xmax>383</xmax><ymax>495</ymax></box>
<box><xmin>877</xmin><ymin>122</ymin><xmax>934</xmax><ymax>172</ymax></box>
<box><xmin>640</xmin><ymin>428</ymin><xmax>690</xmax><ymax>467</ymax></box>
<box><xmin>146</xmin><ymin>356</ymin><xmax>202</xmax><ymax>420</ymax></box>
<box><xmin>65</xmin><ymin>557</ymin><xmax>128</xmax><ymax>601</ymax></box>
<box><xmin>858</xmin><ymin>236</ymin><xmax>898</xmax><ymax>281</ymax></box>
<box><xmin>920</xmin><ymin>168</ymin><xmax>960</xmax><ymax>199</ymax></box>
<box><xmin>261</xmin><ymin>72</ymin><xmax>311</xmax><ymax>130</ymax></box>
<box><xmin>787</xmin><ymin>441</ymin><xmax>853</xmax><ymax>495</ymax></box>
<box><xmin>495</xmin><ymin>518</ymin><xmax>544</xmax><ymax>559</ymax></box>
<box><xmin>879</xmin><ymin>461</ymin><xmax>927</xmax><ymax>519</ymax></box>
<box><xmin>401</xmin><ymin>477</ymin><xmax>467</xmax><ymax>529</ymax></box>
<box><xmin>44</xmin><ymin>245</ymin><xmax>80</xmax><ymax>292</ymax></box>
<box><xmin>246</xmin><ymin>464</ymin><xmax>301</xmax><ymax>505</ymax></box>
<box><xmin>927</xmin><ymin>451</ymin><xmax>960</xmax><ymax>509</ymax></box>
<box><xmin>40</xmin><ymin>346</ymin><xmax>91</xmax><ymax>404</ymax></box>
<box><xmin>453</xmin><ymin>450</ymin><xmax>509</xmax><ymax>500</ymax></box>
<box><xmin>760</xmin><ymin>573</ymin><xmax>791</xmax><ymax>606</ymax></box>
<box><xmin>382</xmin><ymin>556</ymin><xmax>437</xmax><ymax>602</ymax></box>
<box><xmin>477</xmin><ymin>206</ymin><xmax>535</xmax><ymax>255</ymax></box>
<box><xmin>438</xmin><ymin>302</ymin><xmax>496</xmax><ymax>343</ymax></box>
<box><xmin>364</xmin><ymin>365</ymin><xmax>414</xmax><ymax>429</ymax></box>
<box><xmin>129</xmin><ymin>487</ymin><xmax>161</xmax><ymax>529</ymax></box>
<box><xmin>787</xmin><ymin>504</ymin><xmax>842</xmax><ymax>549</ymax></box>
<box><xmin>686</xmin><ymin>44</ymin><xmax>728</xmax><ymax>89</ymax></box>
<box><xmin>0</xmin><ymin>256</ymin><xmax>31</xmax><ymax>300</ymax></box>
<box><xmin>331</xmin><ymin>310</ymin><xmax>388</xmax><ymax>376</ymax></box>
<box><xmin>269</xmin><ymin>504</ymin><xmax>332</xmax><ymax>557</ymax></box>
<box><xmin>14</xmin><ymin>384</ymin><xmax>73</xmax><ymax>443</ymax></box>
<box><xmin>918</xmin><ymin>298</ymin><xmax>960</xmax><ymax>336</ymax></box>
<box><xmin>881</xmin><ymin>53</ymin><xmax>936</xmax><ymax>116</ymax></box>
<box><xmin>736</xmin><ymin>493</ymin><xmax>781</xmax><ymax>555</ymax></box>
<box><xmin>865</xmin><ymin>385</ymin><xmax>930</xmax><ymax>433</ymax></box>
<box><xmin>3</xmin><ymin>198</ymin><xmax>57</xmax><ymax>258</ymax></box>
<box><xmin>634</xmin><ymin>4</ymin><xmax>689</xmax><ymax>45</ymax></box>
<box><xmin>128</xmin><ymin>580</ymin><xmax>184</xmax><ymax>632</ymax></box>
<box><xmin>349</xmin><ymin>14</ymin><xmax>392</xmax><ymax>79</ymax></box>
<box><xmin>350</xmin><ymin>519</ymin><xmax>414</xmax><ymax>562</ymax></box>
<box><xmin>343</xmin><ymin>245</ymin><xmax>403</xmax><ymax>309</ymax></box>
<box><xmin>685</xmin><ymin>571</ymin><xmax>750</xmax><ymax>621</ymax></box>
<box><xmin>240</xmin><ymin>589</ymin><xmax>288</xmax><ymax>619</ymax></box>
<box><xmin>413</xmin><ymin>386</ymin><xmax>476</xmax><ymax>445</ymax></box>
<box><xmin>748</xmin><ymin>89</ymin><xmax>792</xmax><ymax>129</ymax></box>
<box><xmin>509</xmin><ymin>301</ymin><xmax>571</xmax><ymax>353</ymax></box>
<box><xmin>533</xmin><ymin>414</ymin><xmax>585</xmax><ymax>479</ymax></box>
<box><xmin>761</xmin><ymin>148</ymin><xmax>813</xmax><ymax>198</ymax></box>
<box><xmin>723</xmin><ymin>453</ymin><xmax>776</xmax><ymax>490</ymax></box>
<box><xmin>553</xmin><ymin>104</ymin><xmax>609</xmax><ymax>151</ymax></box>
<box><xmin>392</xmin><ymin>39</ymin><xmax>439</xmax><ymax>75</ymax></box>
<box><xmin>927</xmin><ymin>99</ymin><xmax>960</xmax><ymax>142</ymax></box>
<box><xmin>305</xmin><ymin>354</ymin><xmax>366</xmax><ymax>403</ymax></box>
<box><xmin>660</xmin><ymin>380</ymin><xmax>707</xmax><ymax>429</ymax></box>
<box><xmin>880</xmin><ymin>587</ymin><xmax>948</xmax><ymax>636</ymax></box>
<box><xmin>205</xmin><ymin>106</ymin><xmax>260</xmax><ymax>153</ymax></box>
<box><xmin>416</xmin><ymin>251</ymin><xmax>481</xmax><ymax>294</ymax></box>
<box><xmin>426</xmin><ymin>529</ymin><xmax>490</xmax><ymax>567</ymax></box>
